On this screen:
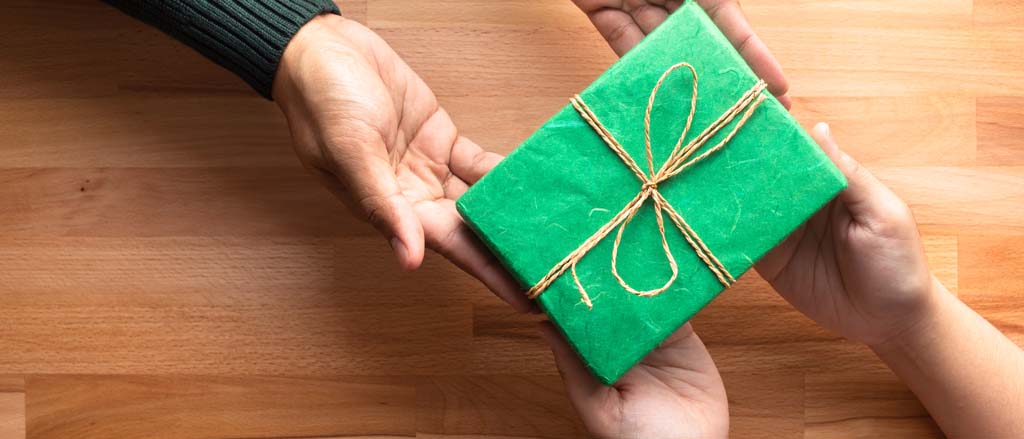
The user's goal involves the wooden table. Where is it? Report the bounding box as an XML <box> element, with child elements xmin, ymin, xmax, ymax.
<box><xmin>1</xmin><ymin>0</ymin><xmax>1021</xmax><ymax>437</ymax></box>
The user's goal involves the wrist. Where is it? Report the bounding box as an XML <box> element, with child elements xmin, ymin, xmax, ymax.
<box><xmin>868</xmin><ymin>277</ymin><xmax>954</xmax><ymax>356</ymax></box>
<box><xmin>272</xmin><ymin>13</ymin><xmax>342</xmax><ymax>103</ymax></box>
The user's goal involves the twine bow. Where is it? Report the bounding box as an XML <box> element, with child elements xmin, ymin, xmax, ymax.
<box><xmin>526</xmin><ymin>62</ymin><xmax>768</xmax><ymax>308</ymax></box>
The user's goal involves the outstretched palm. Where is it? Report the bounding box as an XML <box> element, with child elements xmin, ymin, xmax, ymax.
<box><xmin>273</xmin><ymin>15</ymin><xmax>530</xmax><ymax>311</ymax></box>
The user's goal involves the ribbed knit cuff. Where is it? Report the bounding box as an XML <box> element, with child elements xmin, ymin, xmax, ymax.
<box><xmin>104</xmin><ymin>0</ymin><xmax>340</xmax><ymax>99</ymax></box>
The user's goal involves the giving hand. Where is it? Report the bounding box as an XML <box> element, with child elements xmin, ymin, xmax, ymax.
<box><xmin>273</xmin><ymin>14</ymin><xmax>531</xmax><ymax>312</ymax></box>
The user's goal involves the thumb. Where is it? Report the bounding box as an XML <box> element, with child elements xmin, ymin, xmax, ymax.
<box><xmin>352</xmin><ymin>159</ymin><xmax>425</xmax><ymax>271</ymax></box>
<box><xmin>538</xmin><ymin>321</ymin><xmax>614</xmax><ymax>427</ymax></box>
<box><xmin>360</xmin><ymin>185</ymin><xmax>426</xmax><ymax>272</ymax></box>
<box><xmin>811</xmin><ymin>123</ymin><xmax>910</xmax><ymax>225</ymax></box>
<box><xmin>316</xmin><ymin>153</ymin><xmax>425</xmax><ymax>271</ymax></box>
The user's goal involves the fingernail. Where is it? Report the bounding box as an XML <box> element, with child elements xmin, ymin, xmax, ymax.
<box><xmin>817</xmin><ymin>122</ymin><xmax>830</xmax><ymax>137</ymax></box>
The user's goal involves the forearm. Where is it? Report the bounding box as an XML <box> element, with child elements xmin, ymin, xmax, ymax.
<box><xmin>101</xmin><ymin>0</ymin><xmax>339</xmax><ymax>98</ymax></box>
<box><xmin>872</xmin><ymin>279</ymin><xmax>1024</xmax><ymax>438</ymax></box>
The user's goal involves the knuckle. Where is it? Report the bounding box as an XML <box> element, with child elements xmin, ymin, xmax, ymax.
<box><xmin>704</xmin><ymin>0</ymin><xmax>735</xmax><ymax>19</ymax></box>
<box><xmin>606</xmin><ymin>20</ymin><xmax>633</xmax><ymax>44</ymax></box>
<box><xmin>358</xmin><ymin>194</ymin><xmax>391</xmax><ymax>226</ymax></box>
<box><xmin>420</xmin><ymin>213</ymin><xmax>461</xmax><ymax>255</ymax></box>
<box><xmin>470</xmin><ymin>149</ymin><xmax>489</xmax><ymax>171</ymax></box>
<box><xmin>844</xmin><ymin>155</ymin><xmax>864</xmax><ymax>179</ymax></box>
<box><xmin>435</xmin><ymin>224</ymin><xmax>463</xmax><ymax>254</ymax></box>
<box><xmin>872</xmin><ymin>197</ymin><xmax>916</xmax><ymax>235</ymax></box>
<box><xmin>894</xmin><ymin>202</ymin><xmax>917</xmax><ymax>229</ymax></box>
<box><xmin>734</xmin><ymin>32</ymin><xmax>756</xmax><ymax>55</ymax></box>
<box><xmin>631</xmin><ymin>4</ymin><xmax>656</xmax><ymax>16</ymax></box>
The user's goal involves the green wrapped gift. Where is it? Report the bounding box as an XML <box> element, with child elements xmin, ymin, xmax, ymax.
<box><xmin>456</xmin><ymin>1</ymin><xmax>847</xmax><ymax>384</ymax></box>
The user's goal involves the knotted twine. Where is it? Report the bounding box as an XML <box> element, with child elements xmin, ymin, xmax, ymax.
<box><xmin>525</xmin><ymin>62</ymin><xmax>768</xmax><ymax>309</ymax></box>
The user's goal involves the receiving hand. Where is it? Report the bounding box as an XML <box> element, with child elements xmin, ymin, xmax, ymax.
<box><xmin>272</xmin><ymin>15</ymin><xmax>532</xmax><ymax>312</ymax></box>
<box><xmin>570</xmin><ymin>0</ymin><xmax>791</xmax><ymax>108</ymax></box>
<box><xmin>541</xmin><ymin>323</ymin><xmax>729</xmax><ymax>439</ymax></box>
<box><xmin>755</xmin><ymin>123</ymin><xmax>939</xmax><ymax>347</ymax></box>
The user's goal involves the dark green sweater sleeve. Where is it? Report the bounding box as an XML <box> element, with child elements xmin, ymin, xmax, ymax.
<box><xmin>102</xmin><ymin>0</ymin><xmax>340</xmax><ymax>99</ymax></box>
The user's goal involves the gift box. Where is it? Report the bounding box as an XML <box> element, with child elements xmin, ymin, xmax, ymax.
<box><xmin>456</xmin><ymin>1</ymin><xmax>846</xmax><ymax>384</ymax></box>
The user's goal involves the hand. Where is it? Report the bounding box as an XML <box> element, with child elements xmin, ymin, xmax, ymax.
<box><xmin>570</xmin><ymin>0</ymin><xmax>791</xmax><ymax>108</ymax></box>
<box><xmin>755</xmin><ymin>123</ymin><xmax>939</xmax><ymax>347</ymax></box>
<box><xmin>272</xmin><ymin>15</ymin><xmax>532</xmax><ymax>312</ymax></box>
<box><xmin>541</xmin><ymin>323</ymin><xmax>729</xmax><ymax>438</ymax></box>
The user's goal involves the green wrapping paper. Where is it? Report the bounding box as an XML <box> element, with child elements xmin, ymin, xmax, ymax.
<box><xmin>456</xmin><ymin>1</ymin><xmax>847</xmax><ymax>384</ymax></box>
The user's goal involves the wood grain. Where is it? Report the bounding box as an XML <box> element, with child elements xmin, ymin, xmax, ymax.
<box><xmin>0</xmin><ymin>0</ymin><xmax>1021</xmax><ymax>437</ymax></box>
<box><xmin>417</xmin><ymin>376</ymin><xmax>586</xmax><ymax>438</ymax></box>
<box><xmin>791</xmin><ymin>96</ymin><xmax>976</xmax><ymax>167</ymax></box>
<box><xmin>977</xmin><ymin>96</ymin><xmax>1024</xmax><ymax>165</ymax></box>
<box><xmin>0</xmin><ymin>167</ymin><xmax>359</xmax><ymax>238</ymax></box>
<box><xmin>723</xmin><ymin>372</ymin><xmax>804</xmax><ymax>439</ymax></box>
<box><xmin>0</xmin><ymin>393</ymin><xmax>25</xmax><ymax>439</ymax></box>
<box><xmin>804</xmin><ymin>371</ymin><xmax>944</xmax><ymax>439</ymax></box>
<box><xmin>24</xmin><ymin>375</ymin><xmax>415</xmax><ymax>439</ymax></box>
<box><xmin>0</xmin><ymin>378</ymin><xmax>25</xmax><ymax>439</ymax></box>
<box><xmin>960</xmin><ymin>234</ymin><xmax>1024</xmax><ymax>300</ymax></box>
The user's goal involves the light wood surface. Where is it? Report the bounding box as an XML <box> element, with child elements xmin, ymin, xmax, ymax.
<box><xmin>0</xmin><ymin>0</ymin><xmax>1021</xmax><ymax>437</ymax></box>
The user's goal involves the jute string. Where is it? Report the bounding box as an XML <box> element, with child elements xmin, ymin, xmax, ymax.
<box><xmin>525</xmin><ymin>62</ymin><xmax>768</xmax><ymax>309</ymax></box>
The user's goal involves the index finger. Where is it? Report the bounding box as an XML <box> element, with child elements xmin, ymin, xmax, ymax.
<box><xmin>449</xmin><ymin>136</ymin><xmax>504</xmax><ymax>186</ymax></box>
